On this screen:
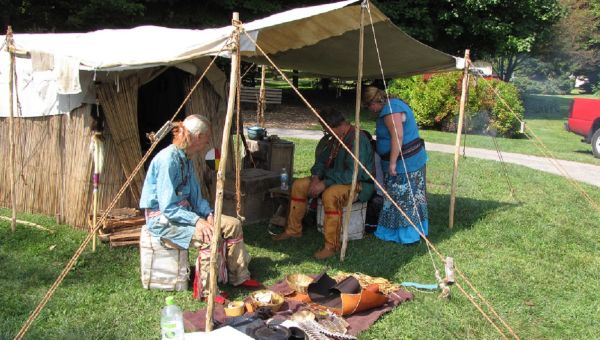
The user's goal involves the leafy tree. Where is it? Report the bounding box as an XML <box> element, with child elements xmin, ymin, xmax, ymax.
<box><xmin>1</xmin><ymin>0</ymin><xmax>325</xmax><ymax>32</ymax></box>
<box><xmin>553</xmin><ymin>0</ymin><xmax>600</xmax><ymax>81</ymax></box>
<box><xmin>375</xmin><ymin>0</ymin><xmax>563</xmax><ymax>82</ymax></box>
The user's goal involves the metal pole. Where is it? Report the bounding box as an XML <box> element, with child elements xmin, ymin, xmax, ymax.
<box><xmin>6</xmin><ymin>26</ymin><xmax>17</xmax><ymax>232</ymax></box>
<box><xmin>206</xmin><ymin>12</ymin><xmax>240</xmax><ymax>332</ymax></box>
<box><xmin>341</xmin><ymin>4</ymin><xmax>365</xmax><ymax>261</ymax></box>
<box><xmin>449</xmin><ymin>50</ymin><xmax>470</xmax><ymax>229</ymax></box>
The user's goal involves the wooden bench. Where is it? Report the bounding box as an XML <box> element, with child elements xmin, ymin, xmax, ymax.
<box><xmin>240</xmin><ymin>86</ymin><xmax>282</xmax><ymax>105</ymax></box>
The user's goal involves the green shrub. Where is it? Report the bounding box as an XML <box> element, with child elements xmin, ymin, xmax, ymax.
<box><xmin>387</xmin><ymin>72</ymin><xmax>524</xmax><ymax>137</ymax></box>
<box><xmin>486</xmin><ymin>80</ymin><xmax>524</xmax><ymax>137</ymax></box>
<box><xmin>512</xmin><ymin>76</ymin><xmax>572</xmax><ymax>95</ymax></box>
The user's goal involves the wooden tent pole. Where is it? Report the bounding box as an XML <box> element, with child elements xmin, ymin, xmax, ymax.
<box><xmin>257</xmin><ymin>66</ymin><xmax>266</xmax><ymax>127</ymax></box>
<box><xmin>448</xmin><ymin>49</ymin><xmax>470</xmax><ymax>229</ymax></box>
<box><xmin>6</xmin><ymin>26</ymin><xmax>17</xmax><ymax>232</ymax></box>
<box><xmin>206</xmin><ymin>12</ymin><xmax>241</xmax><ymax>332</ymax></box>
<box><xmin>340</xmin><ymin>4</ymin><xmax>365</xmax><ymax>261</ymax></box>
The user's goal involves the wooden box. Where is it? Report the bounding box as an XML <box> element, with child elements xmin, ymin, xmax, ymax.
<box><xmin>221</xmin><ymin>168</ymin><xmax>280</xmax><ymax>225</ymax></box>
<box><xmin>247</xmin><ymin>138</ymin><xmax>295</xmax><ymax>176</ymax></box>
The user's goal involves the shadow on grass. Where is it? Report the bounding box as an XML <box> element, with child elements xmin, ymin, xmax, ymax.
<box><xmin>242</xmin><ymin>193</ymin><xmax>515</xmax><ymax>283</ymax></box>
<box><xmin>522</xmin><ymin>95</ymin><xmax>573</xmax><ymax>120</ymax></box>
<box><xmin>573</xmin><ymin>149</ymin><xmax>594</xmax><ymax>157</ymax></box>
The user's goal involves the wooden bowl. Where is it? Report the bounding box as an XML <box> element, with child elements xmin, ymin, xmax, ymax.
<box><xmin>286</xmin><ymin>274</ymin><xmax>313</xmax><ymax>294</ymax></box>
<box><xmin>250</xmin><ymin>290</ymin><xmax>284</xmax><ymax>312</ymax></box>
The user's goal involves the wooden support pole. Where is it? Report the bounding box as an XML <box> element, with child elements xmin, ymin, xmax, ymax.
<box><xmin>257</xmin><ymin>66</ymin><xmax>266</xmax><ymax>127</ymax></box>
<box><xmin>448</xmin><ymin>50</ymin><xmax>470</xmax><ymax>229</ymax></box>
<box><xmin>206</xmin><ymin>12</ymin><xmax>240</xmax><ymax>332</ymax></box>
<box><xmin>340</xmin><ymin>4</ymin><xmax>365</xmax><ymax>261</ymax></box>
<box><xmin>92</xmin><ymin>135</ymin><xmax>101</xmax><ymax>252</ymax></box>
<box><xmin>6</xmin><ymin>26</ymin><xmax>17</xmax><ymax>232</ymax></box>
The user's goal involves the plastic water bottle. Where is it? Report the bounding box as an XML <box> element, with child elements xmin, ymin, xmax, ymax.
<box><xmin>161</xmin><ymin>296</ymin><xmax>184</xmax><ymax>340</ymax></box>
<box><xmin>280</xmin><ymin>167</ymin><xmax>289</xmax><ymax>191</ymax></box>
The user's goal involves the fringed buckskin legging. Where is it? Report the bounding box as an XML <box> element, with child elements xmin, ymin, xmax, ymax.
<box><xmin>193</xmin><ymin>215</ymin><xmax>251</xmax><ymax>299</ymax></box>
<box><xmin>285</xmin><ymin>177</ymin><xmax>355</xmax><ymax>250</ymax></box>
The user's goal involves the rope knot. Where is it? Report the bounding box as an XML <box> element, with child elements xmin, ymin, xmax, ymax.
<box><xmin>232</xmin><ymin>19</ymin><xmax>243</xmax><ymax>28</ymax></box>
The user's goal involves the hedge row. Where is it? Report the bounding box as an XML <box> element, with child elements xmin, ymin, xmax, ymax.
<box><xmin>387</xmin><ymin>72</ymin><xmax>524</xmax><ymax>137</ymax></box>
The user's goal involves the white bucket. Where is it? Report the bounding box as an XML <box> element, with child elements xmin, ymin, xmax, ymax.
<box><xmin>139</xmin><ymin>225</ymin><xmax>189</xmax><ymax>291</ymax></box>
<box><xmin>317</xmin><ymin>200</ymin><xmax>367</xmax><ymax>240</ymax></box>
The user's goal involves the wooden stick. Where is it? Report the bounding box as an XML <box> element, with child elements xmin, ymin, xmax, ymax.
<box><xmin>206</xmin><ymin>12</ymin><xmax>240</xmax><ymax>332</ymax></box>
<box><xmin>0</xmin><ymin>216</ymin><xmax>54</xmax><ymax>233</ymax></box>
<box><xmin>6</xmin><ymin>26</ymin><xmax>17</xmax><ymax>232</ymax></box>
<box><xmin>92</xmin><ymin>136</ymin><xmax>99</xmax><ymax>252</ymax></box>
<box><xmin>340</xmin><ymin>6</ymin><xmax>365</xmax><ymax>262</ymax></box>
<box><xmin>449</xmin><ymin>50</ymin><xmax>471</xmax><ymax>229</ymax></box>
<box><xmin>258</xmin><ymin>66</ymin><xmax>266</xmax><ymax>127</ymax></box>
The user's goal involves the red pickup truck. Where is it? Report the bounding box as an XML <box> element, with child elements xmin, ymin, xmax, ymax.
<box><xmin>566</xmin><ymin>98</ymin><xmax>600</xmax><ymax>158</ymax></box>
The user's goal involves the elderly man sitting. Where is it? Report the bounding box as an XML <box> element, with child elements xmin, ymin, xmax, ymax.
<box><xmin>140</xmin><ymin>114</ymin><xmax>260</xmax><ymax>300</ymax></box>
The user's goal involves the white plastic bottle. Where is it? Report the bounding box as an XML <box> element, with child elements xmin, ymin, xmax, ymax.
<box><xmin>280</xmin><ymin>167</ymin><xmax>289</xmax><ymax>191</ymax></box>
<box><xmin>161</xmin><ymin>296</ymin><xmax>184</xmax><ymax>340</ymax></box>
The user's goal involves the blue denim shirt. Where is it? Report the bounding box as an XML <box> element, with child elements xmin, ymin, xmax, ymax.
<box><xmin>140</xmin><ymin>144</ymin><xmax>212</xmax><ymax>248</ymax></box>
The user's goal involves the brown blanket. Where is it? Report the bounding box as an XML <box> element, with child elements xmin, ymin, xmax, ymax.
<box><xmin>183</xmin><ymin>278</ymin><xmax>413</xmax><ymax>336</ymax></box>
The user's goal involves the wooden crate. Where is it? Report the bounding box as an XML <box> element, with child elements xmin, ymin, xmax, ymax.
<box><xmin>221</xmin><ymin>168</ymin><xmax>280</xmax><ymax>225</ymax></box>
<box><xmin>247</xmin><ymin>138</ymin><xmax>294</xmax><ymax>176</ymax></box>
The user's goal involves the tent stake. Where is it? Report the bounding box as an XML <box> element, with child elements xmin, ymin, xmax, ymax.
<box><xmin>449</xmin><ymin>50</ymin><xmax>471</xmax><ymax>229</ymax></box>
<box><xmin>206</xmin><ymin>12</ymin><xmax>241</xmax><ymax>332</ymax></box>
<box><xmin>341</xmin><ymin>4</ymin><xmax>365</xmax><ymax>261</ymax></box>
<box><xmin>6</xmin><ymin>26</ymin><xmax>17</xmax><ymax>232</ymax></box>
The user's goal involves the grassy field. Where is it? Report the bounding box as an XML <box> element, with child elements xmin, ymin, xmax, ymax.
<box><xmin>1</xmin><ymin>137</ymin><xmax>599</xmax><ymax>339</ymax></box>
<box><xmin>344</xmin><ymin>94</ymin><xmax>600</xmax><ymax>165</ymax></box>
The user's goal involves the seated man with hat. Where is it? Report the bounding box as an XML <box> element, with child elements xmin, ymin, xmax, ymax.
<box><xmin>273</xmin><ymin>107</ymin><xmax>374</xmax><ymax>259</ymax></box>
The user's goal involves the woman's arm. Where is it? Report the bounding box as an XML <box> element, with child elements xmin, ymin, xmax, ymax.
<box><xmin>384</xmin><ymin>112</ymin><xmax>404</xmax><ymax>176</ymax></box>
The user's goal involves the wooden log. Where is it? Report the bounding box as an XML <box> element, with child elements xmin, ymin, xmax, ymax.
<box><xmin>105</xmin><ymin>224</ymin><xmax>143</xmax><ymax>234</ymax></box>
<box><xmin>109</xmin><ymin>239</ymin><xmax>139</xmax><ymax>247</ymax></box>
<box><xmin>101</xmin><ymin>216</ymin><xmax>146</xmax><ymax>231</ymax></box>
<box><xmin>108</xmin><ymin>230</ymin><xmax>141</xmax><ymax>241</ymax></box>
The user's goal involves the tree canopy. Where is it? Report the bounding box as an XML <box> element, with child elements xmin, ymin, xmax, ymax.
<box><xmin>4</xmin><ymin>0</ymin><xmax>596</xmax><ymax>86</ymax></box>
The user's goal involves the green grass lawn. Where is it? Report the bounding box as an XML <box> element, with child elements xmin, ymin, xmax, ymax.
<box><xmin>2</xmin><ymin>138</ymin><xmax>599</xmax><ymax>339</ymax></box>
<box><xmin>347</xmin><ymin>94</ymin><xmax>600</xmax><ymax>165</ymax></box>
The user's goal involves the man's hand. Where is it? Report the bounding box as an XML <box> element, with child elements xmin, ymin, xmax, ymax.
<box><xmin>308</xmin><ymin>179</ymin><xmax>326</xmax><ymax>198</ymax></box>
<box><xmin>195</xmin><ymin>217</ymin><xmax>214</xmax><ymax>243</ymax></box>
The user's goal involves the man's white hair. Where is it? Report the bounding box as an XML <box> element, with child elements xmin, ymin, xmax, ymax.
<box><xmin>183</xmin><ymin>114</ymin><xmax>210</xmax><ymax>136</ymax></box>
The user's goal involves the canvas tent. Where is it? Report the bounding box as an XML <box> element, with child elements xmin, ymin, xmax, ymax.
<box><xmin>0</xmin><ymin>0</ymin><xmax>457</xmax><ymax>229</ymax></box>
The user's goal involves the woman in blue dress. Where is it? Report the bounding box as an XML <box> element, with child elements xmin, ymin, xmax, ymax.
<box><xmin>362</xmin><ymin>86</ymin><xmax>429</xmax><ymax>244</ymax></box>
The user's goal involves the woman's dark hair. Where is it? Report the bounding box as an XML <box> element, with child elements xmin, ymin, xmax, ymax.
<box><xmin>318</xmin><ymin>107</ymin><xmax>346</xmax><ymax>129</ymax></box>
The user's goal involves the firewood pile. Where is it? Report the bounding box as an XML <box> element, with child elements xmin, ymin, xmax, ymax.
<box><xmin>93</xmin><ymin>208</ymin><xmax>145</xmax><ymax>247</ymax></box>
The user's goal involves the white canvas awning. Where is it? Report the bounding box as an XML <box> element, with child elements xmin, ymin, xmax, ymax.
<box><xmin>0</xmin><ymin>0</ymin><xmax>457</xmax><ymax>117</ymax></box>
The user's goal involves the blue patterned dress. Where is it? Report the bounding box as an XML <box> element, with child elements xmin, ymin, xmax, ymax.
<box><xmin>374</xmin><ymin>98</ymin><xmax>429</xmax><ymax>244</ymax></box>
